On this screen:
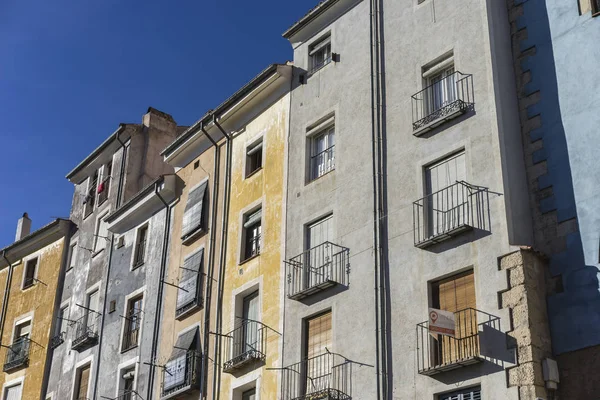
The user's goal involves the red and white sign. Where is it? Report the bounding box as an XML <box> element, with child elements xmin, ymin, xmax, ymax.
<box><xmin>428</xmin><ymin>308</ymin><xmax>455</xmax><ymax>337</ymax></box>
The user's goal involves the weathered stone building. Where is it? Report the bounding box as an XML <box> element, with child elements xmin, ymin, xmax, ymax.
<box><xmin>44</xmin><ymin>108</ymin><xmax>184</xmax><ymax>400</ymax></box>
<box><xmin>0</xmin><ymin>216</ymin><xmax>73</xmax><ymax>400</ymax></box>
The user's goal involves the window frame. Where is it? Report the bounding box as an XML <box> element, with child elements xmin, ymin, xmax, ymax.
<box><xmin>120</xmin><ymin>288</ymin><xmax>145</xmax><ymax>353</ymax></box>
<box><xmin>21</xmin><ymin>257</ymin><xmax>38</xmax><ymax>290</ymax></box>
<box><xmin>241</xmin><ymin>208</ymin><xmax>262</xmax><ymax>263</ymax></box>
<box><xmin>97</xmin><ymin>160</ymin><xmax>113</xmax><ymax>206</ymax></box>
<box><xmin>176</xmin><ymin>248</ymin><xmax>204</xmax><ymax>319</ymax></box>
<box><xmin>181</xmin><ymin>180</ymin><xmax>209</xmax><ymax>243</ymax></box>
<box><xmin>308</xmin><ymin>125</ymin><xmax>335</xmax><ymax>182</ymax></box>
<box><xmin>245</xmin><ymin>137</ymin><xmax>264</xmax><ymax>178</ymax></box>
<box><xmin>67</xmin><ymin>242</ymin><xmax>77</xmax><ymax>272</ymax></box>
<box><xmin>131</xmin><ymin>224</ymin><xmax>149</xmax><ymax>270</ymax></box>
<box><xmin>83</xmin><ymin>170</ymin><xmax>99</xmax><ymax>219</ymax></box>
<box><xmin>92</xmin><ymin>211</ymin><xmax>110</xmax><ymax>255</ymax></box>
<box><xmin>308</xmin><ymin>33</ymin><xmax>332</xmax><ymax>74</ymax></box>
<box><xmin>72</xmin><ymin>362</ymin><xmax>92</xmax><ymax>400</ymax></box>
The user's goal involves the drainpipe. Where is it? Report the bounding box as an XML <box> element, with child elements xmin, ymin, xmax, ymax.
<box><xmin>201</xmin><ymin>123</ymin><xmax>221</xmax><ymax>399</ymax></box>
<box><xmin>115</xmin><ymin>125</ymin><xmax>128</xmax><ymax>208</ymax></box>
<box><xmin>148</xmin><ymin>180</ymin><xmax>172</xmax><ymax>400</ymax></box>
<box><xmin>0</xmin><ymin>251</ymin><xmax>14</xmax><ymax>346</ymax></box>
<box><xmin>211</xmin><ymin>119</ymin><xmax>233</xmax><ymax>400</ymax></box>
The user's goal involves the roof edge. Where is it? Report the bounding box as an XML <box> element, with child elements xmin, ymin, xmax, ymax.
<box><xmin>104</xmin><ymin>176</ymin><xmax>167</xmax><ymax>223</ymax></box>
<box><xmin>282</xmin><ymin>0</ymin><xmax>341</xmax><ymax>39</ymax></box>
<box><xmin>0</xmin><ymin>219</ymin><xmax>72</xmax><ymax>258</ymax></box>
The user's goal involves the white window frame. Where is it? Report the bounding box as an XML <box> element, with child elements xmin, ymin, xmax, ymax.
<box><xmin>55</xmin><ymin>299</ymin><xmax>70</xmax><ymax>339</ymax></box>
<box><xmin>244</xmin><ymin>135</ymin><xmax>265</xmax><ymax>179</ymax></box>
<box><xmin>119</xmin><ymin>287</ymin><xmax>145</xmax><ymax>353</ymax></box>
<box><xmin>21</xmin><ymin>255</ymin><xmax>39</xmax><ymax>290</ymax></box>
<box><xmin>130</xmin><ymin>222</ymin><xmax>149</xmax><ymax>271</ymax></box>
<box><xmin>92</xmin><ymin>211</ymin><xmax>110</xmax><ymax>255</ymax></box>
<box><xmin>67</xmin><ymin>240</ymin><xmax>78</xmax><ymax>272</ymax></box>
<box><xmin>70</xmin><ymin>356</ymin><xmax>94</xmax><ymax>400</ymax></box>
<box><xmin>308</xmin><ymin>33</ymin><xmax>332</xmax><ymax>74</ymax></box>
<box><xmin>1</xmin><ymin>376</ymin><xmax>24</xmax><ymax>400</ymax></box>
<box><xmin>97</xmin><ymin>157</ymin><xmax>114</xmax><ymax>205</ymax></box>
<box><xmin>115</xmin><ymin>356</ymin><xmax>139</xmax><ymax>398</ymax></box>
<box><xmin>11</xmin><ymin>315</ymin><xmax>33</xmax><ymax>344</ymax></box>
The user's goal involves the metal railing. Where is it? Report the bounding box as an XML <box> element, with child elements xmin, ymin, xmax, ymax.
<box><xmin>412</xmin><ymin>71</ymin><xmax>474</xmax><ymax>132</ymax></box>
<box><xmin>280</xmin><ymin>353</ymin><xmax>352</xmax><ymax>400</ymax></box>
<box><xmin>176</xmin><ymin>274</ymin><xmax>204</xmax><ymax>318</ymax></box>
<box><xmin>162</xmin><ymin>351</ymin><xmax>201</xmax><ymax>398</ymax></box>
<box><xmin>310</xmin><ymin>146</ymin><xmax>335</xmax><ymax>181</ymax></box>
<box><xmin>72</xmin><ymin>313</ymin><xmax>100</xmax><ymax>350</ymax></box>
<box><xmin>50</xmin><ymin>331</ymin><xmax>65</xmax><ymax>349</ymax></box>
<box><xmin>286</xmin><ymin>242</ymin><xmax>349</xmax><ymax>300</ymax></box>
<box><xmin>133</xmin><ymin>239</ymin><xmax>146</xmax><ymax>268</ymax></box>
<box><xmin>416</xmin><ymin>308</ymin><xmax>500</xmax><ymax>375</ymax></box>
<box><xmin>413</xmin><ymin>181</ymin><xmax>489</xmax><ymax>248</ymax></box>
<box><xmin>244</xmin><ymin>234</ymin><xmax>261</xmax><ymax>261</ymax></box>
<box><xmin>3</xmin><ymin>337</ymin><xmax>30</xmax><ymax>372</ymax></box>
<box><xmin>223</xmin><ymin>320</ymin><xmax>267</xmax><ymax>373</ymax></box>
<box><xmin>121</xmin><ymin>309</ymin><xmax>141</xmax><ymax>351</ymax></box>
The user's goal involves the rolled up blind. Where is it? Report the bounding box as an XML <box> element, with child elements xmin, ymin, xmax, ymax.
<box><xmin>177</xmin><ymin>249</ymin><xmax>204</xmax><ymax>310</ymax></box>
<box><xmin>182</xmin><ymin>181</ymin><xmax>208</xmax><ymax>238</ymax></box>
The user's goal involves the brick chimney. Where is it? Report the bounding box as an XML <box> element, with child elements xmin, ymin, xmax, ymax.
<box><xmin>15</xmin><ymin>213</ymin><xmax>31</xmax><ymax>241</ymax></box>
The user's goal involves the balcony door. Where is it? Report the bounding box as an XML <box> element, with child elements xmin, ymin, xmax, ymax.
<box><xmin>427</xmin><ymin>67</ymin><xmax>457</xmax><ymax>114</ymax></box>
<box><xmin>74</xmin><ymin>364</ymin><xmax>91</xmax><ymax>400</ymax></box>
<box><xmin>306</xmin><ymin>215</ymin><xmax>333</xmax><ymax>289</ymax></box>
<box><xmin>431</xmin><ymin>270</ymin><xmax>477</xmax><ymax>365</ymax></box>
<box><xmin>242</xmin><ymin>292</ymin><xmax>259</xmax><ymax>357</ymax></box>
<box><xmin>85</xmin><ymin>290</ymin><xmax>99</xmax><ymax>333</ymax></box>
<box><xmin>425</xmin><ymin>152</ymin><xmax>466</xmax><ymax>238</ymax></box>
<box><xmin>304</xmin><ymin>311</ymin><xmax>332</xmax><ymax>395</ymax></box>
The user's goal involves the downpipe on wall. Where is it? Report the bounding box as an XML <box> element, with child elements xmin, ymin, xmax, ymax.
<box><xmin>0</xmin><ymin>251</ymin><xmax>14</xmax><ymax>346</ymax></box>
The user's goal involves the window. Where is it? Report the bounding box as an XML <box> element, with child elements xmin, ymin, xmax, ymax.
<box><xmin>424</xmin><ymin>151</ymin><xmax>466</xmax><ymax>238</ymax></box>
<box><xmin>164</xmin><ymin>327</ymin><xmax>200</xmax><ymax>395</ymax></box>
<box><xmin>309</xmin><ymin>34</ymin><xmax>331</xmax><ymax>73</ymax></box>
<box><xmin>242</xmin><ymin>388</ymin><xmax>256</xmax><ymax>400</ymax></box>
<box><xmin>242</xmin><ymin>209</ymin><xmax>262</xmax><ymax>261</ymax></box>
<box><xmin>176</xmin><ymin>249</ymin><xmax>204</xmax><ymax>318</ymax></box>
<box><xmin>431</xmin><ymin>270</ymin><xmax>477</xmax><ymax>365</ymax></box>
<box><xmin>54</xmin><ymin>306</ymin><xmax>68</xmax><ymax>342</ymax></box>
<box><xmin>3</xmin><ymin>383</ymin><xmax>22</xmax><ymax>400</ymax></box>
<box><xmin>93</xmin><ymin>213</ymin><xmax>109</xmax><ymax>253</ymax></box>
<box><xmin>245</xmin><ymin>139</ymin><xmax>263</xmax><ymax>178</ymax></box>
<box><xmin>593</xmin><ymin>0</ymin><xmax>600</xmax><ymax>15</ymax></box>
<box><xmin>305</xmin><ymin>311</ymin><xmax>332</xmax><ymax>360</ymax></box>
<box><xmin>439</xmin><ymin>386</ymin><xmax>481</xmax><ymax>400</ymax></box>
<box><xmin>122</xmin><ymin>295</ymin><xmax>142</xmax><ymax>351</ymax></box>
<box><xmin>84</xmin><ymin>170</ymin><xmax>99</xmax><ymax>218</ymax></box>
<box><xmin>425</xmin><ymin>65</ymin><xmax>456</xmax><ymax>115</ymax></box>
<box><xmin>22</xmin><ymin>258</ymin><xmax>37</xmax><ymax>289</ymax></box>
<box><xmin>98</xmin><ymin>161</ymin><xmax>112</xmax><ymax>205</ymax></box>
<box><xmin>132</xmin><ymin>225</ymin><xmax>148</xmax><ymax>268</ymax></box>
<box><xmin>67</xmin><ymin>243</ymin><xmax>77</xmax><ymax>271</ymax></box>
<box><xmin>85</xmin><ymin>289</ymin><xmax>100</xmax><ymax>333</ymax></box>
<box><xmin>241</xmin><ymin>291</ymin><xmax>259</xmax><ymax>357</ymax></box>
<box><xmin>74</xmin><ymin>364</ymin><xmax>91</xmax><ymax>400</ymax></box>
<box><xmin>305</xmin><ymin>215</ymin><xmax>333</xmax><ymax>288</ymax></box>
<box><xmin>120</xmin><ymin>367</ymin><xmax>136</xmax><ymax>399</ymax></box>
<box><xmin>181</xmin><ymin>181</ymin><xmax>208</xmax><ymax>241</ymax></box>
<box><xmin>310</xmin><ymin>125</ymin><xmax>335</xmax><ymax>181</ymax></box>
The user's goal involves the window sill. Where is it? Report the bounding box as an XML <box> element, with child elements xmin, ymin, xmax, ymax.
<box><xmin>308</xmin><ymin>168</ymin><xmax>335</xmax><ymax>185</ymax></box>
<box><xmin>131</xmin><ymin>261</ymin><xmax>144</xmax><ymax>271</ymax></box>
<box><xmin>181</xmin><ymin>227</ymin><xmax>205</xmax><ymax>246</ymax></box>
<box><xmin>245</xmin><ymin>167</ymin><xmax>263</xmax><ymax>180</ymax></box>
<box><xmin>175</xmin><ymin>301</ymin><xmax>203</xmax><ymax>321</ymax></box>
<box><xmin>121</xmin><ymin>344</ymin><xmax>138</xmax><ymax>354</ymax></box>
<box><xmin>308</xmin><ymin>59</ymin><xmax>333</xmax><ymax>77</ymax></box>
<box><xmin>21</xmin><ymin>283</ymin><xmax>35</xmax><ymax>291</ymax></box>
<box><xmin>239</xmin><ymin>253</ymin><xmax>260</xmax><ymax>266</ymax></box>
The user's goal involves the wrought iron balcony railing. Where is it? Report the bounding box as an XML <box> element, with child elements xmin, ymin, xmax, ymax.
<box><xmin>413</xmin><ymin>181</ymin><xmax>489</xmax><ymax>248</ymax></box>
<box><xmin>281</xmin><ymin>353</ymin><xmax>352</xmax><ymax>400</ymax></box>
<box><xmin>3</xmin><ymin>337</ymin><xmax>30</xmax><ymax>372</ymax></box>
<box><xmin>49</xmin><ymin>331</ymin><xmax>65</xmax><ymax>349</ymax></box>
<box><xmin>223</xmin><ymin>320</ymin><xmax>267</xmax><ymax>373</ymax></box>
<box><xmin>310</xmin><ymin>146</ymin><xmax>335</xmax><ymax>181</ymax></box>
<box><xmin>286</xmin><ymin>242</ymin><xmax>349</xmax><ymax>301</ymax></box>
<box><xmin>412</xmin><ymin>71</ymin><xmax>474</xmax><ymax>135</ymax></box>
<box><xmin>71</xmin><ymin>314</ymin><xmax>100</xmax><ymax>351</ymax></box>
<box><xmin>162</xmin><ymin>351</ymin><xmax>201</xmax><ymax>399</ymax></box>
<box><xmin>416</xmin><ymin>308</ymin><xmax>500</xmax><ymax>376</ymax></box>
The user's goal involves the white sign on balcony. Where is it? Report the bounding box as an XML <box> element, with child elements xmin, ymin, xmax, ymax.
<box><xmin>428</xmin><ymin>308</ymin><xmax>455</xmax><ymax>337</ymax></box>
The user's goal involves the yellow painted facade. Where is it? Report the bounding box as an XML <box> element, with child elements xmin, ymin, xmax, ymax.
<box><xmin>219</xmin><ymin>93</ymin><xmax>289</xmax><ymax>399</ymax></box>
<box><xmin>0</xmin><ymin>233</ymin><xmax>68</xmax><ymax>400</ymax></box>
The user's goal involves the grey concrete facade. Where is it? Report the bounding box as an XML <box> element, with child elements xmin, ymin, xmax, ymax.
<box><xmin>282</xmin><ymin>0</ymin><xmax>538</xmax><ymax>399</ymax></box>
<box><xmin>45</xmin><ymin>108</ymin><xmax>182</xmax><ymax>400</ymax></box>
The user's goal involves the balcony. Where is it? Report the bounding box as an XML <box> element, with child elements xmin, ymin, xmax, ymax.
<box><xmin>412</xmin><ymin>71</ymin><xmax>474</xmax><ymax>136</ymax></box>
<box><xmin>416</xmin><ymin>308</ymin><xmax>500</xmax><ymax>376</ymax></box>
<box><xmin>413</xmin><ymin>181</ymin><xmax>489</xmax><ymax>248</ymax></box>
<box><xmin>286</xmin><ymin>242</ymin><xmax>349</xmax><ymax>301</ymax></box>
<box><xmin>3</xmin><ymin>338</ymin><xmax>30</xmax><ymax>372</ymax></box>
<box><xmin>223</xmin><ymin>320</ymin><xmax>267</xmax><ymax>373</ymax></box>
<box><xmin>162</xmin><ymin>351</ymin><xmax>201</xmax><ymax>399</ymax></box>
<box><xmin>280</xmin><ymin>353</ymin><xmax>352</xmax><ymax>400</ymax></box>
<box><xmin>71</xmin><ymin>314</ymin><xmax>100</xmax><ymax>351</ymax></box>
<box><xmin>49</xmin><ymin>332</ymin><xmax>65</xmax><ymax>350</ymax></box>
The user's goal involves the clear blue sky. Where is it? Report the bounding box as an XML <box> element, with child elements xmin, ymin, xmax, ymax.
<box><xmin>0</xmin><ymin>0</ymin><xmax>313</xmax><ymax>248</ymax></box>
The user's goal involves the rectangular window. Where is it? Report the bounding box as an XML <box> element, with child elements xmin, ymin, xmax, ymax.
<box><xmin>56</xmin><ymin>306</ymin><xmax>68</xmax><ymax>338</ymax></box>
<box><xmin>176</xmin><ymin>249</ymin><xmax>204</xmax><ymax>317</ymax></box>
<box><xmin>84</xmin><ymin>170</ymin><xmax>99</xmax><ymax>218</ymax></box>
<box><xmin>310</xmin><ymin>125</ymin><xmax>335</xmax><ymax>181</ymax></box>
<box><xmin>242</xmin><ymin>388</ymin><xmax>256</xmax><ymax>400</ymax></box>
<box><xmin>431</xmin><ymin>270</ymin><xmax>477</xmax><ymax>365</ymax></box>
<box><xmin>439</xmin><ymin>386</ymin><xmax>481</xmax><ymax>400</ymax></box>
<box><xmin>181</xmin><ymin>181</ymin><xmax>208</xmax><ymax>241</ymax></box>
<box><xmin>424</xmin><ymin>151</ymin><xmax>466</xmax><ymax>238</ymax></box>
<box><xmin>246</xmin><ymin>139</ymin><xmax>263</xmax><ymax>178</ymax></box>
<box><xmin>242</xmin><ymin>209</ymin><xmax>262</xmax><ymax>261</ymax></box>
<box><xmin>3</xmin><ymin>383</ymin><xmax>22</xmax><ymax>400</ymax></box>
<box><xmin>122</xmin><ymin>295</ymin><xmax>143</xmax><ymax>351</ymax></box>
<box><xmin>22</xmin><ymin>258</ymin><xmax>37</xmax><ymax>289</ymax></box>
<box><xmin>85</xmin><ymin>289</ymin><xmax>100</xmax><ymax>334</ymax></box>
<box><xmin>164</xmin><ymin>328</ymin><xmax>199</xmax><ymax>393</ymax></box>
<box><xmin>120</xmin><ymin>367</ymin><xmax>136</xmax><ymax>398</ymax></box>
<box><xmin>309</xmin><ymin>34</ymin><xmax>332</xmax><ymax>73</ymax></box>
<box><xmin>241</xmin><ymin>291</ymin><xmax>259</xmax><ymax>356</ymax></box>
<box><xmin>98</xmin><ymin>161</ymin><xmax>112</xmax><ymax>205</ymax></box>
<box><xmin>74</xmin><ymin>364</ymin><xmax>91</xmax><ymax>400</ymax></box>
<box><xmin>133</xmin><ymin>225</ymin><xmax>148</xmax><ymax>268</ymax></box>
<box><xmin>305</xmin><ymin>311</ymin><xmax>332</xmax><ymax>360</ymax></box>
<box><xmin>68</xmin><ymin>243</ymin><xmax>77</xmax><ymax>270</ymax></box>
<box><xmin>93</xmin><ymin>213</ymin><xmax>109</xmax><ymax>253</ymax></box>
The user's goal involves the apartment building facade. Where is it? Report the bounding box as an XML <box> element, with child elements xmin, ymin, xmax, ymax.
<box><xmin>507</xmin><ymin>0</ymin><xmax>600</xmax><ymax>397</ymax></box>
<box><xmin>0</xmin><ymin>216</ymin><xmax>73</xmax><ymax>400</ymax></box>
<box><xmin>280</xmin><ymin>1</ymin><xmax>553</xmax><ymax>400</ymax></box>
<box><xmin>45</xmin><ymin>108</ymin><xmax>183</xmax><ymax>400</ymax></box>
